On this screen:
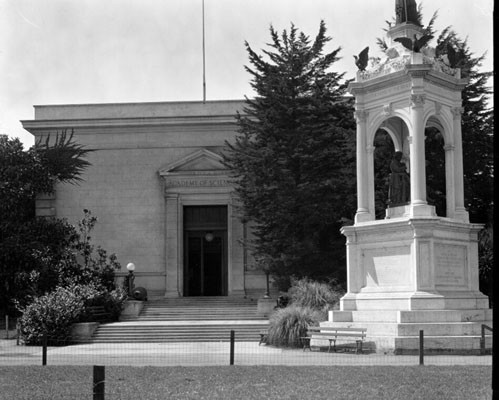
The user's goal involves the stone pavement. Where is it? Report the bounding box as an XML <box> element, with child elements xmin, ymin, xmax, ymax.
<box><xmin>0</xmin><ymin>339</ymin><xmax>492</xmax><ymax>367</ymax></box>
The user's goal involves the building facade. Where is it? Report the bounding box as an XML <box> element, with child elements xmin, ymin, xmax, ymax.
<box><xmin>22</xmin><ymin>100</ymin><xmax>266</xmax><ymax>298</ymax></box>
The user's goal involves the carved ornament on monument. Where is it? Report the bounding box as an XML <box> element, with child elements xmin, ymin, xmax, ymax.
<box><xmin>411</xmin><ymin>94</ymin><xmax>426</xmax><ymax>108</ymax></box>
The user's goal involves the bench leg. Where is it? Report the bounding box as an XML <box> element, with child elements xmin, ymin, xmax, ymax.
<box><xmin>328</xmin><ymin>339</ymin><xmax>336</xmax><ymax>353</ymax></box>
<box><xmin>356</xmin><ymin>340</ymin><xmax>363</xmax><ymax>354</ymax></box>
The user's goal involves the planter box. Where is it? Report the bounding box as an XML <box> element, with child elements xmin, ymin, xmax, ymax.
<box><xmin>119</xmin><ymin>300</ymin><xmax>144</xmax><ymax>320</ymax></box>
<box><xmin>71</xmin><ymin>322</ymin><xmax>99</xmax><ymax>343</ymax></box>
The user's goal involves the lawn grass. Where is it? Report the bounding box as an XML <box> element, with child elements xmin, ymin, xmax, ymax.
<box><xmin>0</xmin><ymin>365</ymin><xmax>492</xmax><ymax>400</ymax></box>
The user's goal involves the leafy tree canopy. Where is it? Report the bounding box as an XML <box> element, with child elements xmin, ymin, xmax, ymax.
<box><xmin>224</xmin><ymin>21</ymin><xmax>356</xmax><ymax>288</ymax></box>
<box><xmin>0</xmin><ymin>132</ymin><xmax>96</xmax><ymax>315</ymax></box>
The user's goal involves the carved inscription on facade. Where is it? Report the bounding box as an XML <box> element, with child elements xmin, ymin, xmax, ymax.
<box><xmin>435</xmin><ymin>244</ymin><xmax>466</xmax><ymax>286</ymax></box>
<box><xmin>165</xmin><ymin>179</ymin><xmax>231</xmax><ymax>188</ymax></box>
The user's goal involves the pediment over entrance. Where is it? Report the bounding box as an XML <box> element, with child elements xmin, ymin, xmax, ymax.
<box><xmin>159</xmin><ymin>148</ymin><xmax>227</xmax><ymax>175</ymax></box>
<box><xmin>159</xmin><ymin>148</ymin><xmax>233</xmax><ymax>191</ymax></box>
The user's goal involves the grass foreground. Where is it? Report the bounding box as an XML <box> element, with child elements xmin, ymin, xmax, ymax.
<box><xmin>0</xmin><ymin>365</ymin><xmax>492</xmax><ymax>399</ymax></box>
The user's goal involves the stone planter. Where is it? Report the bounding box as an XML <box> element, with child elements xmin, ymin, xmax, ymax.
<box><xmin>257</xmin><ymin>298</ymin><xmax>277</xmax><ymax>317</ymax></box>
<box><xmin>119</xmin><ymin>300</ymin><xmax>144</xmax><ymax>321</ymax></box>
<box><xmin>70</xmin><ymin>322</ymin><xmax>100</xmax><ymax>343</ymax></box>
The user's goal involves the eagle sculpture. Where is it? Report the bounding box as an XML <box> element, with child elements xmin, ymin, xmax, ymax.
<box><xmin>354</xmin><ymin>46</ymin><xmax>369</xmax><ymax>71</ymax></box>
<box><xmin>446</xmin><ymin>42</ymin><xmax>466</xmax><ymax>69</ymax></box>
<box><xmin>394</xmin><ymin>34</ymin><xmax>433</xmax><ymax>53</ymax></box>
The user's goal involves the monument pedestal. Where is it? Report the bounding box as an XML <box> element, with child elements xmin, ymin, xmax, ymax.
<box><xmin>326</xmin><ymin>216</ymin><xmax>492</xmax><ymax>353</ymax></box>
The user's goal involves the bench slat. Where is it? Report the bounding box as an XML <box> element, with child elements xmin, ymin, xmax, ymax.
<box><xmin>307</xmin><ymin>332</ymin><xmax>365</xmax><ymax>338</ymax></box>
<box><xmin>86</xmin><ymin>306</ymin><xmax>111</xmax><ymax>322</ymax></box>
<box><xmin>307</xmin><ymin>327</ymin><xmax>366</xmax><ymax>332</ymax></box>
<box><xmin>303</xmin><ymin>326</ymin><xmax>367</xmax><ymax>354</ymax></box>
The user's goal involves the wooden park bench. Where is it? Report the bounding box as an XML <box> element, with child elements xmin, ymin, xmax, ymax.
<box><xmin>301</xmin><ymin>326</ymin><xmax>367</xmax><ymax>354</ymax></box>
<box><xmin>86</xmin><ymin>305</ymin><xmax>112</xmax><ymax>323</ymax></box>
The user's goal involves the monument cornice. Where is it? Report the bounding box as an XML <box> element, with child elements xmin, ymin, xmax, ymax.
<box><xmin>348</xmin><ymin>70</ymin><xmax>408</xmax><ymax>96</ymax></box>
<box><xmin>406</xmin><ymin>66</ymin><xmax>469</xmax><ymax>91</ymax></box>
<box><xmin>348</xmin><ymin>65</ymin><xmax>468</xmax><ymax>97</ymax></box>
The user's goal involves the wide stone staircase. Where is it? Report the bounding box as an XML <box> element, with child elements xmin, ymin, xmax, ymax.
<box><xmin>91</xmin><ymin>297</ymin><xmax>269</xmax><ymax>343</ymax></box>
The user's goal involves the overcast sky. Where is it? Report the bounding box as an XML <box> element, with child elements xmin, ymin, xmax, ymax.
<box><xmin>0</xmin><ymin>0</ymin><xmax>493</xmax><ymax>148</ymax></box>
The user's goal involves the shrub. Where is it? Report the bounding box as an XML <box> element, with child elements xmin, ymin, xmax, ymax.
<box><xmin>266</xmin><ymin>305</ymin><xmax>323</xmax><ymax>348</ymax></box>
<box><xmin>18</xmin><ymin>284</ymin><xmax>99</xmax><ymax>345</ymax></box>
<box><xmin>18</xmin><ymin>283</ymin><xmax>126</xmax><ymax>345</ymax></box>
<box><xmin>78</xmin><ymin>286</ymin><xmax>127</xmax><ymax>322</ymax></box>
<box><xmin>288</xmin><ymin>277</ymin><xmax>344</xmax><ymax>313</ymax></box>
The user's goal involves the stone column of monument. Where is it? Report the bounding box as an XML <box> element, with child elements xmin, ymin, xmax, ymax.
<box><xmin>325</xmin><ymin>0</ymin><xmax>492</xmax><ymax>354</ymax></box>
<box><xmin>354</xmin><ymin>110</ymin><xmax>370</xmax><ymax>223</ymax></box>
<box><xmin>408</xmin><ymin>94</ymin><xmax>428</xmax><ymax>210</ymax></box>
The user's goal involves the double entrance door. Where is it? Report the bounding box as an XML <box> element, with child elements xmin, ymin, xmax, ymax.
<box><xmin>183</xmin><ymin>206</ymin><xmax>228</xmax><ymax>296</ymax></box>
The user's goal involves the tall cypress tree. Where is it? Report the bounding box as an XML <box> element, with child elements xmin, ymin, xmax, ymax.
<box><xmin>224</xmin><ymin>22</ymin><xmax>356</xmax><ymax>288</ymax></box>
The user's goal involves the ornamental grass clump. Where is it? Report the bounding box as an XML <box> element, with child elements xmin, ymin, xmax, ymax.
<box><xmin>266</xmin><ymin>305</ymin><xmax>323</xmax><ymax>348</ymax></box>
<box><xmin>266</xmin><ymin>278</ymin><xmax>345</xmax><ymax>348</ymax></box>
<box><xmin>288</xmin><ymin>277</ymin><xmax>344</xmax><ymax>313</ymax></box>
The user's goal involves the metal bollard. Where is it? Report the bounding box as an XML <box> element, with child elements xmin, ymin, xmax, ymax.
<box><xmin>230</xmin><ymin>330</ymin><xmax>235</xmax><ymax>365</ymax></box>
<box><xmin>42</xmin><ymin>333</ymin><xmax>48</xmax><ymax>366</ymax></box>
<box><xmin>93</xmin><ymin>365</ymin><xmax>105</xmax><ymax>400</ymax></box>
<box><xmin>419</xmin><ymin>330</ymin><xmax>424</xmax><ymax>365</ymax></box>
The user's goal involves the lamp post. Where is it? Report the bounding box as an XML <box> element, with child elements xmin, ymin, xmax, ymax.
<box><xmin>126</xmin><ymin>262</ymin><xmax>135</xmax><ymax>298</ymax></box>
<box><xmin>264</xmin><ymin>270</ymin><xmax>270</xmax><ymax>298</ymax></box>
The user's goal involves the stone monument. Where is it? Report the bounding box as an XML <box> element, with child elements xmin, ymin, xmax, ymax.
<box><xmin>324</xmin><ymin>1</ymin><xmax>492</xmax><ymax>353</ymax></box>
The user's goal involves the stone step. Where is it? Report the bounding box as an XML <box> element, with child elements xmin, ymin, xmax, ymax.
<box><xmin>92</xmin><ymin>297</ymin><xmax>266</xmax><ymax>343</ymax></box>
<box><xmin>330</xmin><ymin>309</ymin><xmax>493</xmax><ymax>323</ymax></box>
<box><xmin>322</xmin><ymin>321</ymin><xmax>492</xmax><ymax>337</ymax></box>
<box><xmin>92</xmin><ymin>323</ymin><xmax>266</xmax><ymax>343</ymax></box>
<box><xmin>123</xmin><ymin>317</ymin><xmax>263</xmax><ymax>322</ymax></box>
<box><xmin>393</xmin><ymin>335</ymin><xmax>493</xmax><ymax>353</ymax></box>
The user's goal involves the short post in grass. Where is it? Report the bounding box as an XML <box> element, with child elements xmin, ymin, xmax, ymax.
<box><xmin>93</xmin><ymin>365</ymin><xmax>105</xmax><ymax>400</ymax></box>
<box><xmin>230</xmin><ymin>330</ymin><xmax>235</xmax><ymax>365</ymax></box>
<box><xmin>42</xmin><ymin>332</ymin><xmax>48</xmax><ymax>366</ymax></box>
<box><xmin>16</xmin><ymin>322</ymin><xmax>20</xmax><ymax>346</ymax></box>
<box><xmin>419</xmin><ymin>330</ymin><xmax>424</xmax><ymax>365</ymax></box>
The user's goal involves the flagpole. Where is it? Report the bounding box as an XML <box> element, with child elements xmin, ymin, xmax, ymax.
<box><xmin>404</xmin><ymin>0</ymin><xmax>408</xmax><ymax>23</ymax></box>
<box><xmin>202</xmin><ymin>0</ymin><xmax>206</xmax><ymax>103</ymax></box>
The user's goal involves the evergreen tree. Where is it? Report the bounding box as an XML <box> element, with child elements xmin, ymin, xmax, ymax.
<box><xmin>224</xmin><ymin>22</ymin><xmax>356</xmax><ymax>288</ymax></box>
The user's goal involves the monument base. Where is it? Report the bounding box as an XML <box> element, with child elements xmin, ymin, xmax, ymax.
<box><xmin>326</xmin><ymin>308</ymin><xmax>492</xmax><ymax>354</ymax></box>
<box><xmin>335</xmin><ymin>215</ymin><xmax>492</xmax><ymax>353</ymax></box>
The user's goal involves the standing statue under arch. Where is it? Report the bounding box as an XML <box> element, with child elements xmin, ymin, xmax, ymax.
<box><xmin>388</xmin><ymin>151</ymin><xmax>410</xmax><ymax>206</ymax></box>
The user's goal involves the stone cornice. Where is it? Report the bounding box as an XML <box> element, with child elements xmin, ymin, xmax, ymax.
<box><xmin>33</xmin><ymin>99</ymin><xmax>246</xmax><ymax>119</ymax></box>
<box><xmin>21</xmin><ymin>115</ymin><xmax>238</xmax><ymax>133</ymax></box>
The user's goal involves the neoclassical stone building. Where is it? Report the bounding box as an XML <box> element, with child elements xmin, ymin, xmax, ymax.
<box><xmin>22</xmin><ymin>100</ymin><xmax>267</xmax><ymax>298</ymax></box>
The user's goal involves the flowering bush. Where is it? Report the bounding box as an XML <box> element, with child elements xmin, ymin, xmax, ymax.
<box><xmin>18</xmin><ymin>283</ymin><xmax>127</xmax><ymax>345</ymax></box>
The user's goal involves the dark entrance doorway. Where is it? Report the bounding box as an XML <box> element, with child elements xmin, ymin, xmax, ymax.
<box><xmin>183</xmin><ymin>206</ymin><xmax>228</xmax><ymax>296</ymax></box>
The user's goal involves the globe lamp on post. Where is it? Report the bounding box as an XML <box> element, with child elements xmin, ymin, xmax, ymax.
<box><xmin>126</xmin><ymin>262</ymin><xmax>136</xmax><ymax>298</ymax></box>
